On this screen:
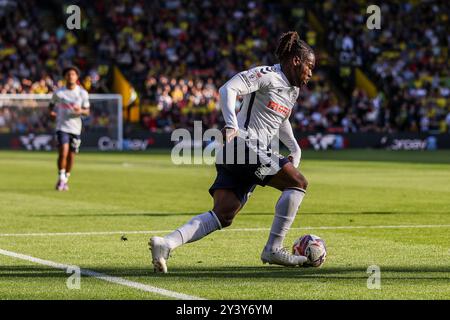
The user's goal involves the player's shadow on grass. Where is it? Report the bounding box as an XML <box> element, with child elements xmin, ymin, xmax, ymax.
<box><xmin>0</xmin><ymin>265</ymin><xmax>449</xmax><ymax>281</ymax></box>
<box><xmin>157</xmin><ymin>266</ymin><xmax>450</xmax><ymax>280</ymax></box>
<box><xmin>35</xmin><ymin>211</ymin><xmax>415</xmax><ymax>218</ymax></box>
<box><xmin>35</xmin><ymin>212</ymin><xmax>213</xmax><ymax>217</ymax></box>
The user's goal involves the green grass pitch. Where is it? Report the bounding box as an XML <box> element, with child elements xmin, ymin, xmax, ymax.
<box><xmin>0</xmin><ymin>150</ymin><xmax>449</xmax><ymax>299</ymax></box>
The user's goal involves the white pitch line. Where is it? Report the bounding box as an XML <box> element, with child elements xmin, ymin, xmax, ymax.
<box><xmin>0</xmin><ymin>230</ymin><xmax>164</xmax><ymax>237</ymax></box>
<box><xmin>0</xmin><ymin>224</ymin><xmax>449</xmax><ymax>237</ymax></box>
<box><xmin>0</xmin><ymin>248</ymin><xmax>204</xmax><ymax>300</ymax></box>
<box><xmin>229</xmin><ymin>224</ymin><xmax>450</xmax><ymax>231</ymax></box>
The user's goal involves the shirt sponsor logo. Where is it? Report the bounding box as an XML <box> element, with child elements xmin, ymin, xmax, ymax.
<box><xmin>266</xmin><ymin>100</ymin><xmax>290</xmax><ymax>116</ymax></box>
<box><xmin>58</xmin><ymin>102</ymin><xmax>78</xmax><ymax>110</ymax></box>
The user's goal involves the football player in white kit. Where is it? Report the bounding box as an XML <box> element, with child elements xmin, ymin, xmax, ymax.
<box><xmin>150</xmin><ymin>31</ymin><xmax>315</xmax><ymax>272</ymax></box>
<box><xmin>49</xmin><ymin>66</ymin><xmax>90</xmax><ymax>191</ymax></box>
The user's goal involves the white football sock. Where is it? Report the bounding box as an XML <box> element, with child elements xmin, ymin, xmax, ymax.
<box><xmin>65</xmin><ymin>172</ymin><xmax>71</xmax><ymax>182</ymax></box>
<box><xmin>264</xmin><ymin>188</ymin><xmax>306</xmax><ymax>252</ymax></box>
<box><xmin>59</xmin><ymin>169</ymin><xmax>66</xmax><ymax>181</ymax></box>
<box><xmin>164</xmin><ymin>211</ymin><xmax>222</xmax><ymax>250</ymax></box>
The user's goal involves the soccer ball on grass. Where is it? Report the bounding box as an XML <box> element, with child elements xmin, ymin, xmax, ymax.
<box><xmin>292</xmin><ymin>234</ymin><xmax>327</xmax><ymax>267</ymax></box>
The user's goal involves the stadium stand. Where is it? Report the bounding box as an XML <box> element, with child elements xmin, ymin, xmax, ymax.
<box><xmin>0</xmin><ymin>0</ymin><xmax>448</xmax><ymax>134</ymax></box>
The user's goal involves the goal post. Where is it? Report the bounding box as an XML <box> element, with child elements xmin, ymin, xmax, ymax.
<box><xmin>0</xmin><ymin>93</ymin><xmax>123</xmax><ymax>151</ymax></box>
<box><xmin>90</xmin><ymin>94</ymin><xmax>123</xmax><ymax>151</ymax></box>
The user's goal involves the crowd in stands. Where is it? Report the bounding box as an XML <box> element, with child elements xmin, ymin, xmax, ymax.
<box><xmin>319</xmin><ymin>0</ymin><xmax>449</xmax><ymax>133</ymax></box>
<box><xmin>0</xmin><ymin>103</ymin><xmax>115</xmax><ymax>134</ymax></box>
<box><xmin>0</xmin><ymin>0</ymin><xmax>449</xmax><ymax>135</ymax></box>
<box><xmin>0</xmin><ymin>0</ymin><xmax>106</xmax><ymax>95</ymax></box>
<box><xmin>140</xmin><ymin>75</ymin><xmax>220</xmax><ymax>132</ymax></box>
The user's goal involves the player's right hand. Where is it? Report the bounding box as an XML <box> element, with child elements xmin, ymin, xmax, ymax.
<box><xmin>221</xmin><ymin>127</ymin><xmax>238</xmax><ymax>143</ymax></box>
<box><xmin>49</xmin><ymin>111</ymin><xmax>57</xmax><ymax>120</ymax></box>
<box><xmin>71</xmin><ymin>105</ymin><xmax>82</xmax><ymax>115</ymax></box>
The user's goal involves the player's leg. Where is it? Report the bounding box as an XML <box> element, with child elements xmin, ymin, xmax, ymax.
<box><xmin>56</xmin><ymin>131</ymin><xmax>69</xmax><ymax>191</ymax></box>
<box><xmin>266</xmin><ymin>162</ymin><xmax>308</xmax><ymax>192</ymax></box>
<box><xmin>150</xmin><ymin>189</ymin><xmax>243</xmax><ymax>273</ymax></box>
<box><xmin>261</xmin><ymin>161</ymin><xmax>308</xmax><ymax>265</ymax></box>
<box><xmin>64</xmin><ymin>134</ymin><xmax>81</xmax><ymax>190</ymax></box>
<box><xmin>149</xmin><ymin>160</ymin><xmax>255</xmax><ymax>273</ymax></box>
<box><xmin>212</xmin><ymin>188</ymin><xmax>244</xmax><ymax>227</ymax></box>
<box><xmin>56</xmin><ymin>144</ymin><xmax>69</xmax><ymax>191</ymax></box>
<box><xmin>57</xmin><ymin>144</ymin><xmax>69</xmax><ymax>173</ymax></box>
<box><xmin>162</xmin><ymin>164</ymin><xmax>254</xmax><ymax>249</ymax></box>
<box><xmin>166</xmin><ymin>189</ymin><xmax>241</xmax><ymax>248</ymax></box>
<box><xmin>63</xmin><ymin>151</ymin><xmax>75</xmax><ymax>190</ymax></box>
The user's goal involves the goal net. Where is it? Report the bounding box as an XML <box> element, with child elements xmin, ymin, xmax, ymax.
<box><xmin>0</xmin><ymin>94</ymin><xmax>123</xmax><ymax>151</ymax></box>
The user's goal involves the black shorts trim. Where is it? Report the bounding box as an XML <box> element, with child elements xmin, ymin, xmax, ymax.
<box><xmin>285</xmin><ymin>187</ymin><xmax>306</xmax><ymax>194</ymax></box>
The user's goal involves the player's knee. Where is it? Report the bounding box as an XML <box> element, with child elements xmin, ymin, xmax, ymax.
<box><xmin>215</xmin><ymin>211</ymin><xmax>234</xmax><ymax>228</ymax></box>
<box><xmin>300</xmin><ymin>176</ymin><xmax>308</xmax><ymax>190</ymax></box>
<box><xmin>219</xmin><ymin>216</ymin><xmax>234</xmax><ymax>228</ymax></box>
<box><xmin>293</xmin><ymin>173</ymin><xmax>308</xmax><ymax>190</ymax></box>
<box><xmin>59</xmin><ymin>146</ymin><xmax>69</xmax><ymax>157</ymax></box>
<box><xmin>213</xmin><ymin>202</ymin><xmax>241</xmax><ymax>228</ymax></box>
<box><xmin>215</xmin><ymin>208</ymin><xmax>238</xmax><ymax>228</ymax></box>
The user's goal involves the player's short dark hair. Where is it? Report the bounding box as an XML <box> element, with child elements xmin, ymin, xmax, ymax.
<box><xmin>275</xmin><ymin>31</ymin><xmax>314</xmax><ymax>63</ymax></box>
<box><xmin>62</xmin><ymin>66</ymin><xmax>80</xmax><ymax>77</ymax></box>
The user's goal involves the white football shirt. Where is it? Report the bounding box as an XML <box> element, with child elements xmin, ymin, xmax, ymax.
<box><xmin>219</xmin><ymin>64</ymin><xmax>302</xmax><ymax>167</ymax></box>
<box><xmin>51</xmin><ymin>85</ymin><xmax>90</xmax><ymax>135</ymax></box>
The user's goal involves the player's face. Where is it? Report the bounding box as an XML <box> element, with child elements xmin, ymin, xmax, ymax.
<box><xmin>291</xmin><ymin>53</ymin><xmax>315</xmax><ymax>87</ymax></box>
<box><xmin>65</xmin><ymin>70</ymin><xmax>78</xmax><ymax>86</ymax></box>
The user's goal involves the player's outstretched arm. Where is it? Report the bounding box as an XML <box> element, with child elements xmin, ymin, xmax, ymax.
<box><xmin>279</xmin><ymin>118</ymin><xmax>301</xmax><ymax>168</ymax></box>
<box><xmin>219</xmin><ymin>67</ymin><xmax>272</xmax><ymax>142</ymax></box>
<box><xmin>48</xmin><ymin>94</ymin><xmax>57</xmax><ymax>120</ymax></box>
<box><xmin>48</xmin><ymin>104</ymin><xmax>57</xmax><ymax>119</ymax></box>
<box><xmin>218</xmin><ymin>76</ymin><xmax>245</xmax><ymax>134</ymax></box>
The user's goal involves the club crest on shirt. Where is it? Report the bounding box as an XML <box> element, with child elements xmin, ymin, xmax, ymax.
<box><xmin>248</xmin><ymin>70</ymin><xmax>262</xmax><ymax>82</ymax></box>
<box><xmin>289</xmin><ymin>88</ymin><xmax>298</xmax><ymax>103</ymax></box>
<box><xmin>240</xmin><ymin>70</ymin><xmax>262</xmax><ymax>88</ymax></box>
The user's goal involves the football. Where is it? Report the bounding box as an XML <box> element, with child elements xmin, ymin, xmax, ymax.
<box><xmin>292</xmin><ymin>234</ymin><xmax>327</xmax><ymax>267</ymax></box>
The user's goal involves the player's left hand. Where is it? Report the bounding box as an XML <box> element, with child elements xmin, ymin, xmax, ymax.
<box><xmin>288</xmin><ymin>151</ymin><xmax>301</xmax><ymax>168</ymax></box>
<box><xmin>221</xmin><ymin>127</ymin><xmax>239</xmax><ymax>143</ymax></box>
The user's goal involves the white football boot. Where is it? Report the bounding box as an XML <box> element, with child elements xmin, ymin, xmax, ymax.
<box><xmin>261</xmin><ymin>247</ymin><xmax>307</xmax><ymax>267</ymax></box>
<box><xmin>149</xmin><ymin>236</ymin><xmax>171</xmax><ymax>273</ymax></box>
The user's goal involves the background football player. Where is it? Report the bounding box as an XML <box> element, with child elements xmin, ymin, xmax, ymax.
<box><xmin>49</xmin><ymin>66</ymin><xmax>90</xmax><ymax>191</ymax></box>
<box><xmin>150</xmin><ymin>31</ymin><xmax>315</xmax><ymax>272</ymax></box>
